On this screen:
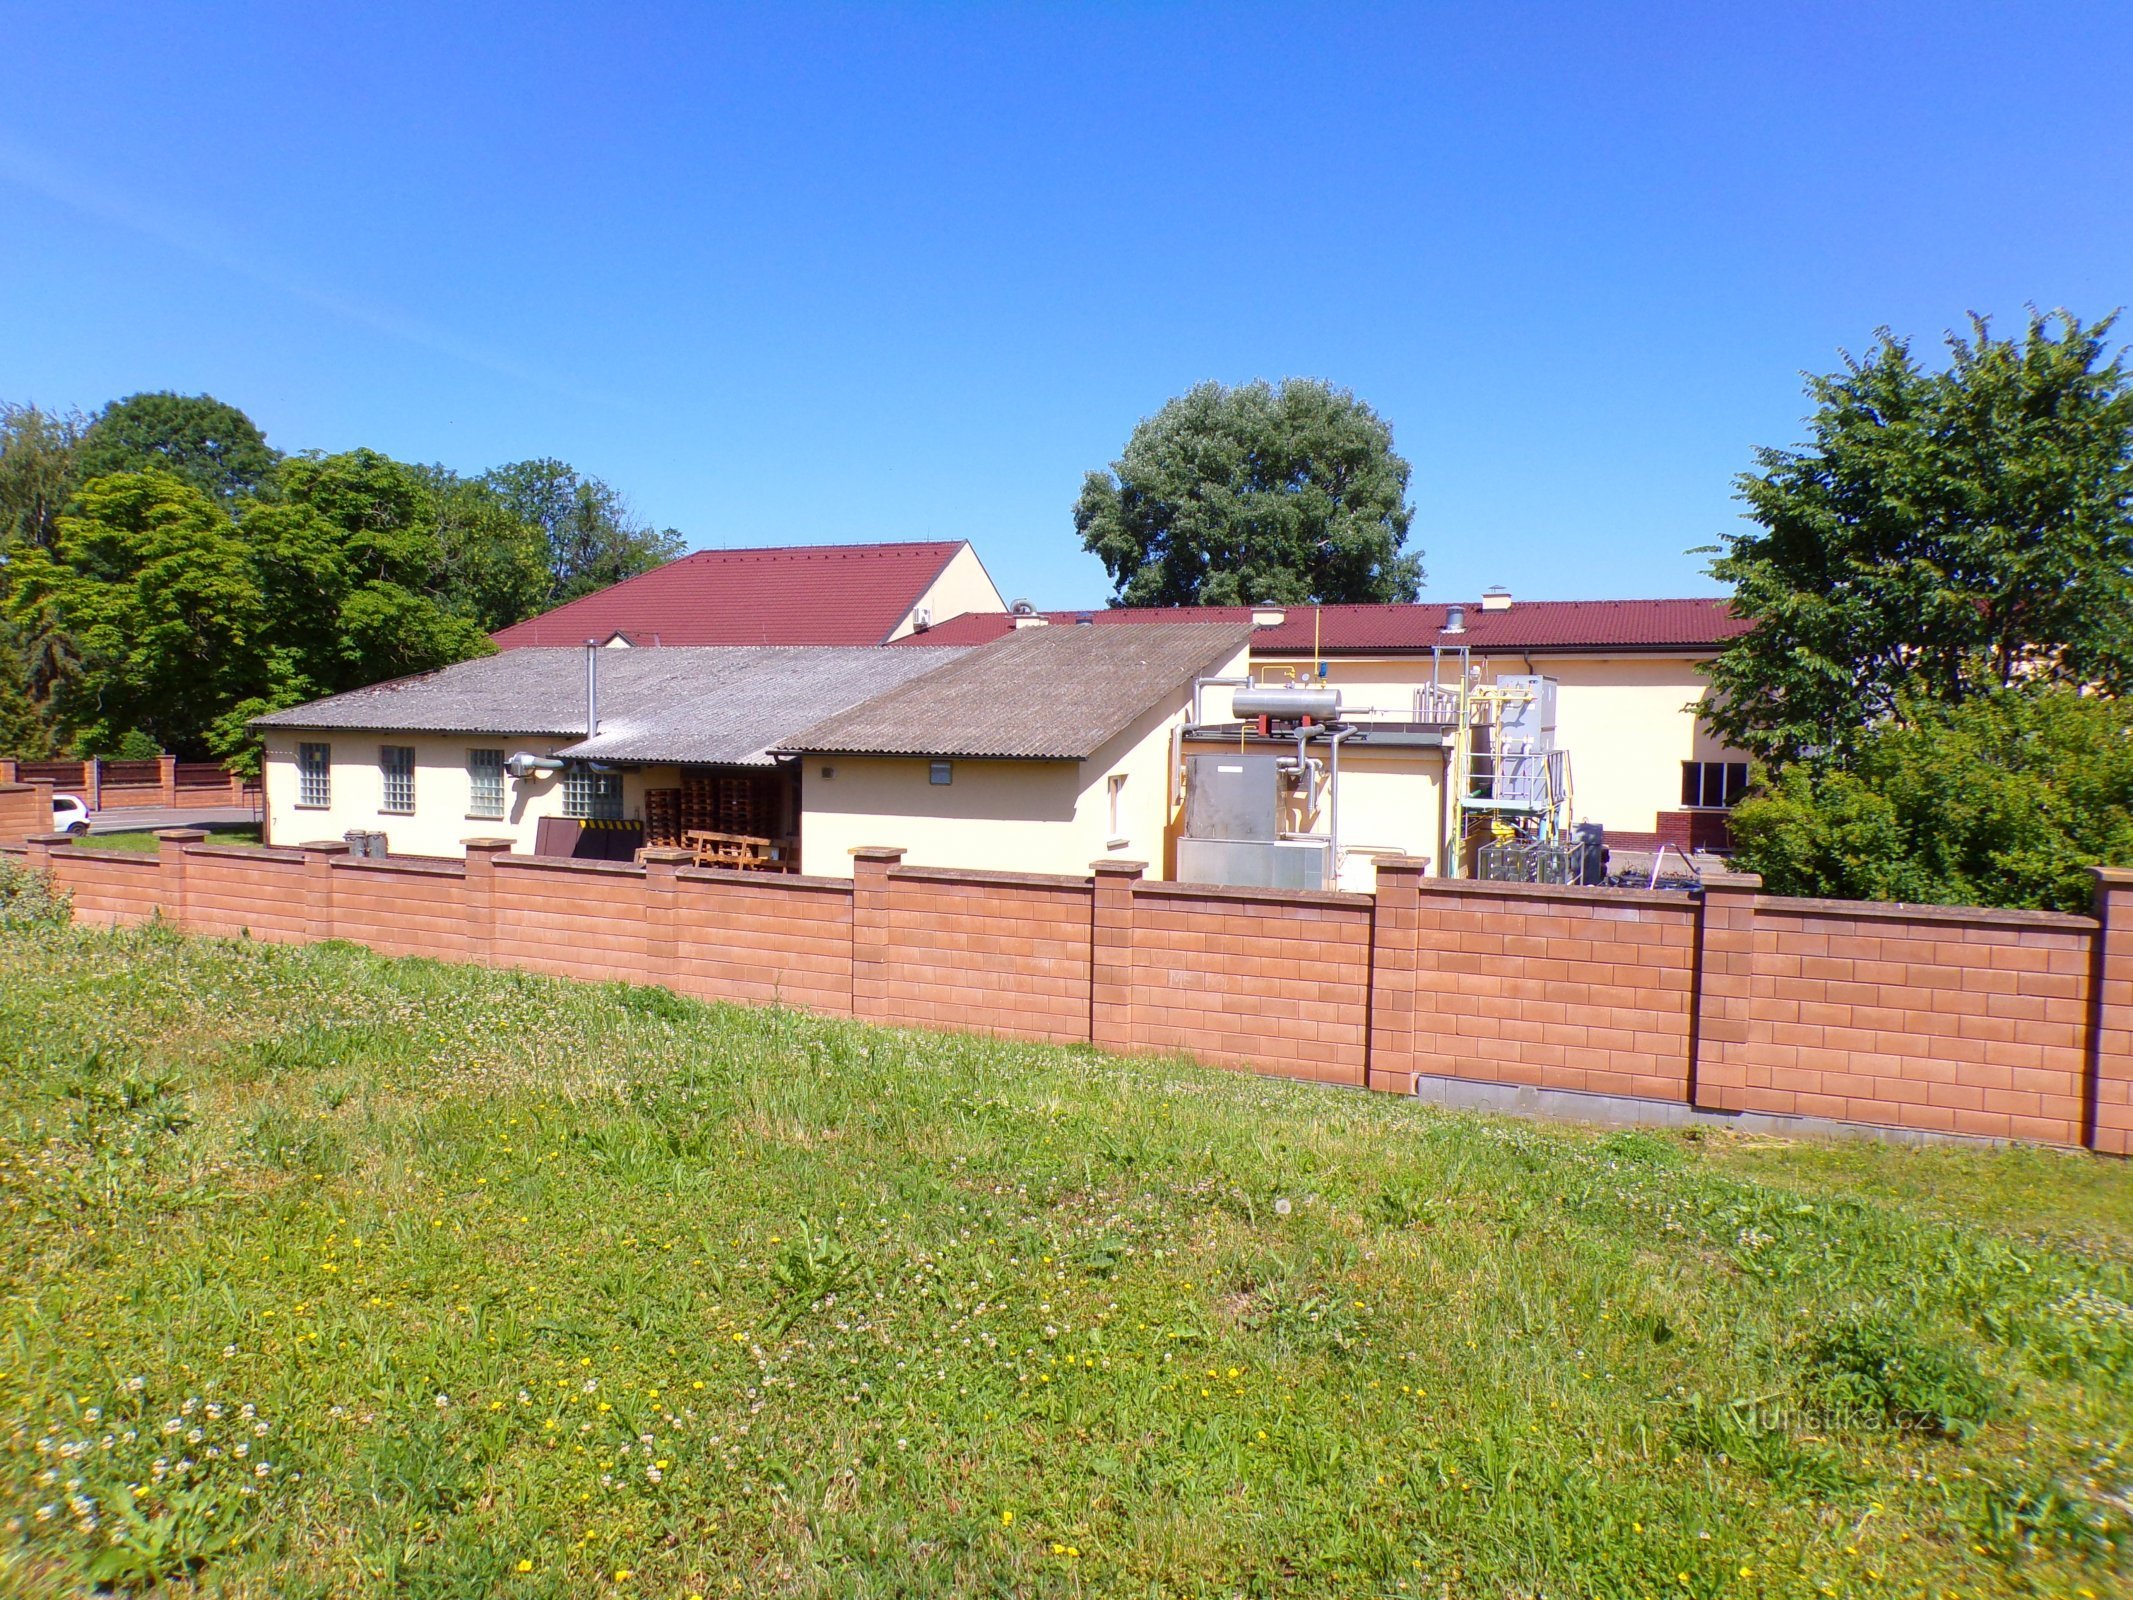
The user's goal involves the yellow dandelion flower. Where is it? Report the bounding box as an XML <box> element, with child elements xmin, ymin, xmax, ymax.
<box><xmin>517</xmin><ymin>1559</ymin><xmax>533</xmax><ymax>1572</ymax></box>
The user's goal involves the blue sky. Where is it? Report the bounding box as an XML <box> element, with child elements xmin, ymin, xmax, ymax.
<box><xmin>5</xmin><ymin>3</ymin><xmax>2128</xmax><ymax>609</ymax></box>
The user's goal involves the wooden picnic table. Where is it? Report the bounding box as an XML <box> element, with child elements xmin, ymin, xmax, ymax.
<box><xmin>681</xmin><ymin>829</ymin><xmax>796</xmax><ymax>872</ymax></box>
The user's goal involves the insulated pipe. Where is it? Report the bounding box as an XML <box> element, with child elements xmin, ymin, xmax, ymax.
<box><xmin>1191</xmin><ymin>674</ymin><xmax>1251</xmax><ymax>725</ymax></box>
<box><xmin>1327</xmin><ymin>725</ymin><xmax>1357</xmax><ymax>883</ymax></box>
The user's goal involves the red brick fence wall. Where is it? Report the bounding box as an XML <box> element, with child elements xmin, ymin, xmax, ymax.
<box><xmin>4</xmin><ymin>823</ymin><xmax>2129</xmax><ymax>1156</ymax></box>
<box><xmin>0</xmin><ymin>758</ymin><xmax>257</xmax><ymax>811</ymax></box>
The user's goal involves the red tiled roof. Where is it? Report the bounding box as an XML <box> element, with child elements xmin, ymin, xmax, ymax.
<box><xmin>900</xmin><ymin>597</ymin><xmax>1749</xmax><ymax>655</ymax></box>
<box><xmin>493</xmin><ymin>541</ymin><xmax>968</xmax><ymax>648</ymax></box>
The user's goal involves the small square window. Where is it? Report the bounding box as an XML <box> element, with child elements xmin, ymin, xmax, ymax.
<box><xmin>929</xmin><ymin>761</ymin><xmax>953</xmax><ymax>786</ymax></box>
<box><xmin>296</xmin><ymin>742</ymin><xmax>331</xmax><ymax>808</ymax></box>
<box><xmin>380</xmin><ymin>745</ymin><xmax>415</xmax><ymax>815</ymax></box>
<box><xmin>563</xmin><ymin>765</ymin><xmax>622</xmax><ymax>820</ymax></box>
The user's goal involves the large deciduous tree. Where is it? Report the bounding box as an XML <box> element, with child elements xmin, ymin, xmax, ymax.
<box><xmin>1074</xmin><ymin>379</ymin><xmax>1422</xmax><ymax>607</ymax></box>
<box><xmin>1705</xmin><ymin>311</ymin><xmax>2133</xmax><ymax>765</ymax></box>
<box><xmin>482</xmin><ymin>459</ymin><xmax>685</xmax><ymax>607</ymax></box>
<box><xmin>75</xmin><ymin>391</ymin><xmax>281</xmax><ymax>504</ymax></box>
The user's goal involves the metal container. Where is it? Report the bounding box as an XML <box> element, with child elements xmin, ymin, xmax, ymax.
<box><xmin>1231</xmin><ymin>685</ymin><xmax>1342</xmax><ymax>722</ymax></box>
<box><xmin>1183</xmin><ymin>754</ymin><xmax>1283</xmax><ymax>843</ymax></box>
<box><xmin>342</xmin><ymin>829</ymin><xmax>388</xmax><ymax>859</ymax></box>
<box><xmin>1177</xmin><ymin>836</ymin><xmax>1329</xmax><ymax>890</ymax></box>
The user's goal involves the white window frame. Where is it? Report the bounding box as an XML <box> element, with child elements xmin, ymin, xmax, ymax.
<box><xmin>467</xmin><ymin>748</ymin><xmax>505</xmax><ymax>820</ymax></box>
<box><xmin>380</xmin><ymin>744</ymin><xmax>416</xmax><ymax>815</ymax></box>
<box><xmin>1680</xmin><ymin>760</ymin><xmax>1748</xmax><ymax>810</ymax></box>
<box><xmin>1106</xmin><ymin>772</ymin><xmax>1128</xmax><ymax>844</ymax></box>
<box><xmin>296</xmin><ymin>742</ymin><xmax>331</xmax><ymax>809</ymax></box>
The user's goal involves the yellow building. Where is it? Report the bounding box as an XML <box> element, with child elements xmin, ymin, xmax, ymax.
<box><xmin>783</xmin><ymin>623</ymin><xmax>1255</xmax><ymax>878</ymax></box>
<box><xmin>905</xmin><ymin>591</ymin><xmax>1752</xmax><ymax>865</ymax></box>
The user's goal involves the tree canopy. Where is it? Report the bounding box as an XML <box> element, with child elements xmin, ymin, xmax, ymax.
<box><xmin>1704</xmin><ymin>311</ymin><xmax>2133</xmax><ymax>766</ymax></box>
<box><xmin>0</xmin><ymin>391</ymin><xmax>688</xmax><ymax>761</ymax></box>
<box><xmin>1074</xmin><ymin>379</ymin><xmax>1422</xmax><ymax>607</ymax></box>
<box><xmin>74</xmin><ymin>391</ymin><xmax>281</xmax><ymax>504</ymax></box>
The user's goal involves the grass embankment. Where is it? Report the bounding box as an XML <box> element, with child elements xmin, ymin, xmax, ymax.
<box><xmin>1</xmin><ymin>923</ymin><xmax>2129</xmax><ymax>1597</ymax></box>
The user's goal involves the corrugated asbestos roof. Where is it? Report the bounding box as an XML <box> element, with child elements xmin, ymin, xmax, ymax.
<box><xmin>900</xmin><ymin>596</ymin><xmax>1749</xmax><ymax>654</ymax></box>
<box><xmin>491</xmin><ymin>541</ymin><xmax>969</xmax><ymax>648</ymax></box>
<box><xmin>252</xmin><ymin>646</ymin><xmax>968</xmax><ymax>766</ymax></box>
<box><xmin>781</xmin><ymin>622</ymin><xmax>1255</xmax><ymax>760</ymax></box>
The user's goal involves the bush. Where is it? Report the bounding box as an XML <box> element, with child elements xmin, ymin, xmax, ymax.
<box><xmin>1729</xmin><ymin>686</ymin><xmax>2133</xmax><ymax>912</ymax></box>
<box><xmin>0</xmin><ymin>856</ymin><xmax>71</xmax><ymax>930</ymax></box>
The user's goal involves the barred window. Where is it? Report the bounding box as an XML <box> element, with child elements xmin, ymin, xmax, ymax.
<box><xmin>297</xmin><ymin>742</ymin><xmax>331</xmax><ymax>808</ymax></box>
<box><xmin>467</xmin><ymin>748</ymin><xmax>505</xmax><ymax>819</ymax></box>
<box><xmin>380</xmin><ymin>745</ymin><xmax>416</xmax><ymax>815</ymax></box>
<box><xmin>1680</xmin><ymin>760</ymin><xmax>1748</xmax><ymax>809</ymax></box>
<box><xmin>563</xmin><ymin>765</ymin><xmax>622</xmax><ymax>820</ymax></box>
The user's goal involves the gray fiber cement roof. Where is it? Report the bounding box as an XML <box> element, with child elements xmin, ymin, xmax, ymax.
<box><xmin>252</xmin><ymin>645</ymin><xmax>970</xmax><ymax>766</ymax></box>
<box><xmin>779</xmin><ymin>620</ymin><xmax>1256</xmax><ymax>760</ymax></box>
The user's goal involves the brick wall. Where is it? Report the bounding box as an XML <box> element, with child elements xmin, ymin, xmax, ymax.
<box><xmin>1405</xmin><ymin>878</ymin><xmax>1699</xmax><ymax>1104</ymax></box>
<box><xmin>1128</xmin><ymin>880</ymin><xmax>1374</xmax><ymax>1086</ymax></box>
<box><xmin>5</xmin><ymin>831</ymin><xmax>2132</xmax><ymax>1153</ymax></box>
<box><xmin>0</xmin><ymin>781</ymin><xmax>54</xmax><ymax>846</ymax></box>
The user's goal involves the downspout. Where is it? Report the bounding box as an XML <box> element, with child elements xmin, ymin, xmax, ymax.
<box><xmin>1435</xmin><ymin>742</ymin><xmax>1450</xmax><ymax>878</ymax></box>
<box><xmin>585</xmin><ymin>639</ymin><xmax>599</xmax><ymax>737</ymax></box>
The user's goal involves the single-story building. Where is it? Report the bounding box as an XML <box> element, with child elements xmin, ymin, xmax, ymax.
<box><xmin>252</xmin><ymin>645</ymin><xmax>964</xmax><ymax>860</ymax></box>
<box><xmin>779</xmin><ymin>622</ymin><xmax>1255</xmax><ymax>877</ymax></box>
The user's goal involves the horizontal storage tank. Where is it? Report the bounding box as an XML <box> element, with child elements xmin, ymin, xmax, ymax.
<box><xmin>1230</xmin><ymin>685</ymin><xmax>1342</xmax><ymax>722</ymax></box>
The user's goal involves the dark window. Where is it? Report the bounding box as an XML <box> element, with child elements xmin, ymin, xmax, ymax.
<box><xmin>1681</xmin><ymin>760</ymin><xmax>1748</xmax><ymax>809</ymax></box>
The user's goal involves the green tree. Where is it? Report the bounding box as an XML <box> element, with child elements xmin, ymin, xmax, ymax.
<box><xmin>482</xmin><ymin>459</ymin><xmax>684</xmax><ymax>607</ymax></box>
<box><xmin>0</xmin><ymin>402</ymin><xmax>87</xmax><ymax>551</ymax></box>
<box><xmin>75</xmin><ymin>391</ymin><xmax>280</xmax><ymax>504</ymax></box>
<box><xmin>4</xmin><ymin>472</ymin><xmax>269</xmax><ymax>757</ymax></box>
<box><xmin>1705</xmin><ymin>311</ymin><xmax>2133</xmax><ymax>765</ymax></box>
<box><xmin>1728</xmin><ymin>686</ymin><xmax>2133</xmax><ymax>913</ymax></box>
<box><xmin>1074</xmin><ymin>379</ymin><xmax>1422</xmax><ymax>607</ymax></box>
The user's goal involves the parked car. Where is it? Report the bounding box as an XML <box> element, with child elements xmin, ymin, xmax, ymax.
<box><xmin>52</xmin><ymin>793</ymin><xmax>90</xmax><ymax>835</ymax></box>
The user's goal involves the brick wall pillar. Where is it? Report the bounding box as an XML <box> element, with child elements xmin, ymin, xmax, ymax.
<box><xmin>0</xmin><ymin>758</ymin><xmax>15</xmax><ymax>783</ymax></box>
<box><xmin>461</xmin><ymin>838</ymin><xmax>513</xmax><ymax>966</ymax></box>
<box><xmin>1692</xmin><ymin>870</ymin><xmax>1762</xmax><ymax>1111</ymax></box>
<box><xmin>2088</xmin><ymin>867</ymin><xmax>2133</xmax><ymax>1155</ymax></box>
<box><xmin>158</xmin><ymin>755</ymin><xmax>177</xmax><ymax>806</ymax></box>
<box><xmin>641</xmin><ymin>847</ymin><xmax>693</xmax><ymax>986</ymax></box>
<box><xmin>155</xmin><ymin>829</ymin><xmax>206</xmax><ymax>929</ymax></box>
<box><xmin>850</xmin><ymin>846</ymin><xmax>905</xmax><ymax>1022</ymax></box>
<box><xmin>25</xmin><ymin>831</ymin><xmax>73</xmax><ymax>876</ymax></box>
<box><xmin>299</xmin><ymin>841</ymin><xmax>348</xmax><ymax>943</ymax></box>
<box><xmin>1367</xmin><ymin>855</ymin><xmax>1431</xmax><ymax>1094</ymax></box>
<box><xmin>1090</xmin><ymin>859</ymin><xmax>1144</xmax><ymax>1050</ymax></box>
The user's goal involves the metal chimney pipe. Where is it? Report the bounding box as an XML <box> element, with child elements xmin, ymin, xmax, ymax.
<box><xmin>584</xmin><ymin>639</ymin><xmax>598</xmax><ymax>736</ymax></box>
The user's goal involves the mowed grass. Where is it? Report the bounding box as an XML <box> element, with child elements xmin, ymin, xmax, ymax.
<box><xmin>1</xmin><ymin>924</ymin><xmax>2130</xmax><ymax>1598</ymax></box>
<box><xmin>73</xmin><ymin>824</ymin><xmax>261</xmax><ymax>854</ymax></box>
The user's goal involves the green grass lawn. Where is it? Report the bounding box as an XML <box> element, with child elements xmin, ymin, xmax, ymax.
<box><xmin>1</xmin><ymin>922</ymin><xmax>2129</xmax><ymax>1598</ymax></box>
<box><xmin>73</xmin><ymin>823</ymin><xmax>262</xmax><ymax>853</ymax></box>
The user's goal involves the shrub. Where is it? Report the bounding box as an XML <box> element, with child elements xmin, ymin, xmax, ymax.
<box><xmin>1730</xmin><ymin>686</ymin><xmax>2133</xmax><ymax>912</ymax></box>
<box><xmin>0</xmin><ymin>855</ymin><xmax>71</xmax><ymax>930</ymax></box>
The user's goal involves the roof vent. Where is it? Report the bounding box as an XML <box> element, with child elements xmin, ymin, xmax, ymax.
<box><xmin>1074</xmin><ymin>613</ymin><xmax>1094</xmax><ymax>626</ymax></box>
<box><xmin>1009</xmin><ymin>598</ymin><xmax>1037</xmax><ymax>616</ymax></box>
<box><xmin>1481</xmin><ymin>587</ymin><xmax>1512</xmax><ymax>612</ymax></box>
<box><xmin>1443</xmin><ymin>604</ymin><xmax>1466</xmax><ymax>635</ymax></box>
<box><xmin>1250</xmin><ymin>603</ymin><xmax>1288</xmax><ymax>628</ymax></box>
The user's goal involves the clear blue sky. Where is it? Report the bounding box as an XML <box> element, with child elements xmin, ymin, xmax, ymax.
<box><xmin>5</xmin><ymin>3</ymin><xmax>2128</xmax><ymax>609</ymax></box>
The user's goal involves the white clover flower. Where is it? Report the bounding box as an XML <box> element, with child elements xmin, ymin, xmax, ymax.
<box><xmin>434</xmin><ymin>1394</ymin><xmax>451</xmax><ymax>1409</ymax></box>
